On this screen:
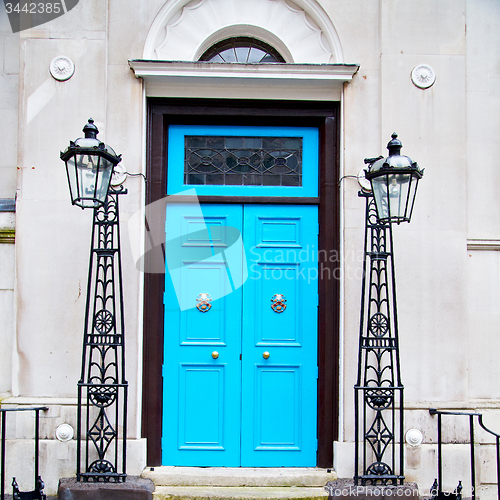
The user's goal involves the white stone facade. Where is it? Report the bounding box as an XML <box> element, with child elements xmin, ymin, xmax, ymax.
<box><xmin>0</xmin><ymin>0</ymin><xmax>499</xmax><ymax>496</ymax></box>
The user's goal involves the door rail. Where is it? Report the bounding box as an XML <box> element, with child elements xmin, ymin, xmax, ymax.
<box><xmin>0</xmin><ymin>406</ymin><xmax>48</xmax><ymax>500</ymax></box>
<box><xmin>429</xmin><ymin>408</ymin><xmax>500</xmax><ymax>500</ymax></box>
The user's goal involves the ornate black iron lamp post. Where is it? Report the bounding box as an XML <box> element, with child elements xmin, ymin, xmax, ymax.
<box><xmin>61</xmin><ymin>119</ymin><xmax>128</xmax><ymax>482</ymax></box>
<box><xmin>354</xmin><ymin>133</ymin><xmax>423</xmax><ymax>485</ymax></box>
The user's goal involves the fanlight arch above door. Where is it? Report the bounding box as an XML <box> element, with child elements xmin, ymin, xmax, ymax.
<box><xmin>199</xmin><ymin>36</ymin><xmax>286</xmax><ymax>63</ymax></box>
<box><xmin>143</xmin><ymin>0</ymin><xmax>345</xmax><ymax>64</ymax></box>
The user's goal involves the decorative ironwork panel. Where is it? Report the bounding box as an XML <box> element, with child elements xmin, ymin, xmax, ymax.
<box><xmin>354</xmin><ymin>192</ymin><xmax>404</xmax><ymax>486</ymax></box>
<box><xmin>77</xmin><ymin>187</ymin><xmax>128</xmax><ymax>482</ymax></box>
<box><xmin>184</xmin><ymin>136</ymin><xmax>302</xmax><ymax>187</ymax></box>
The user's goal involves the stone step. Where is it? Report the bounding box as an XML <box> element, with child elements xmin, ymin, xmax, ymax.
<box><xmin>142</xmin><ymin>467</ymin><xmax>337</xmax><ymax>488</ymax></box>
<box><xmin>152</xmin><ymin>486</ymin><xmax>329</xmax><ymax>500</ymax></box>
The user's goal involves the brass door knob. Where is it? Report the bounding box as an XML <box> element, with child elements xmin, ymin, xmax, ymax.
<box><xmin>212</xmin><ymin>351</ymin><xmax>219</xmax><ymax>359</ymax></box>
<box><xmin>262</xmin><ymin>351</ymin><xmax>270</xmax><ymax>359</ymax></box>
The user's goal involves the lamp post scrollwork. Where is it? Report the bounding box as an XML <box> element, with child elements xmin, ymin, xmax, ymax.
<box><xmin>354</xmin><ymin>133</ymin><xmax>423</xmax><ymax>485</ymax></box>
<box><xmin>61</xmin><ymin>119</ymin><xmax>128</xmax><ymax>482</ymax></box>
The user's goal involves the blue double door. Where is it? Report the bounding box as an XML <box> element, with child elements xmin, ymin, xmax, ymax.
<box><xmin>162</xmin><ymin>203</ymin><xmax>318</xmax><ymax>467</ymax></box>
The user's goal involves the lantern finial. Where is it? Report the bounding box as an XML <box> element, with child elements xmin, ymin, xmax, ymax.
<box><xmin>387</xmin><ymin>132</ymin><xmax>402</xmax><ymax>156</ymax></box>
<box><xmin>83</xmin><ymin>118</ymin><xmax>99</xmax><ymax>139</ymax></box>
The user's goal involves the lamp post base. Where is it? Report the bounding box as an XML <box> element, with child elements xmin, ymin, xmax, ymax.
<box><xmin>57</xmin><ymin>477</ymin><xmax>154</xmax><ymax>500</ymax></box>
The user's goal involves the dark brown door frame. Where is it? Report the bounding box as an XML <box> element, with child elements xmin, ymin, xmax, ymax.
<box><xmin>142</xmin><ymin>98</ymin><xmax>341</xmax><ymax>468</ymax></box>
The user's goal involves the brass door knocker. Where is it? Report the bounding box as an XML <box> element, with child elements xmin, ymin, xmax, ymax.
<box><xmin>196</xmin><ymin>293</ymin><xmax>212</xmax><ymax>312</ymax></box>
<box><xmin>271</xmin><ymin>294</ymin><xmax>287</xmax><ymax>313</ymax></box>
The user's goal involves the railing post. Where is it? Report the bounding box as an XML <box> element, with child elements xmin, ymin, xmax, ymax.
<box><xmin>1</xmin><ymin>411</ymin><xmax>5</xmax><ymax>500</ymax></box>
<box><xmin>34</xmin><ymin>410</ymin><xmax>40</xmax><ymax>487</ymax></box>
<box><xmin>354</xmin><ymin>387</ymin><xmax>359</xmax><ymax>485</ymax></box>
<box><xmin>496</xmin><ymin>437</ymin><xmax>500</xmax><ymax>500</ymax></box>
<box><xmin>470</xmin><ymin>415</ymin><xmax>476</xmax><ymax>500</ymax></box>
<box><xmin>76</xmin><ymin>386</ymin><xmax>81</xmax><ymax>481</ymax></box>
<box><xmin>399</xmin><ymin>388</ymin><xmax>404</xmax><ymax>485</ymax></box>
<box><xmin>431</xmin><ymin>410</ymin><xmax>500</xmax><ymax>500</ymax></box>
<box><xmin>0</xmin><ymin>407</ymin><xmax>48</xmax><ymax>500</ymax></box>
<box><xmin>437</xmin><ymin>412</ymin><xmax>442</xmax><ymax>495</ymax></box>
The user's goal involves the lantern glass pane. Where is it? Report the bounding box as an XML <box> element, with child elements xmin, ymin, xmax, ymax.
<box><xmin>388</xmin><ymin>172</ymin><xmax>411</xmax><ymax>220</ymax></box>
<box><xmin>405</xmin><ymin>175</ymin><xmax>419</xmax><ymax>221</ymax></box>
<box><xmin>72</xmin><ymin>153</ymin><xmax>113</xmax><ymax>208</ymax></box>
<box><xmin>64</xmin><ymin>154</ymin><xmax>79</xmax><ymax>205</ymax></box>
<box><xmin>95</xmin><ymin>157</ymin><xmax>114</xmax><ymax>203</ymax></box>
<box><xmin>75</xmin><ymin>153</ymin><xmax>98</xmax><ymax>208</ymax></box>
<box><xmin>371</xmin><ymin>175</ymin><xmax>390</xmax><ymax>221</ymax></box>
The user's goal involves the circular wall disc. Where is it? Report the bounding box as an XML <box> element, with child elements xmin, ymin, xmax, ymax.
<box><xmin>55</xmin><ymin>423</ymin><xmax>74</xmax><ymax>442</ymax></box>
<box><xmin>405</xmin><ymin>428</ymin><xmax>424</xmax><ymax>447</ymax></box>
<box><xmin>49</xmin><ymin>56</ymin><xmax>75</xmax><ymax>81</ymax></box>
<box><xmin>411</xmin><ymin>64</ymin><xmax>436</xmax><ymax>89</ymax></box>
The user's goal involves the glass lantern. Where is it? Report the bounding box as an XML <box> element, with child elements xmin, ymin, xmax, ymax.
<box><xmin>365</xmin><ymin>133</ymin><xmax>423</xmax><ymax>224</ymax></box>
<box><xmin>60</xmin><ymin>119</ymin><xmax>121</xmax><ymax>209</ymax></box>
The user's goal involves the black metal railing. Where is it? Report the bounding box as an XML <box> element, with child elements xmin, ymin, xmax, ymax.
<box><xmin>0</xmin><ymin>406</ymin><xmax>48</xmax><ymax>500</ymax></box>
<box><xmin>429</xmin><ymin>409</ymin><xmax>500</xmax><ymax>500</ymax></box>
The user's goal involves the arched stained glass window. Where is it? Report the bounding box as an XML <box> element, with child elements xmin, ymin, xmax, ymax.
<box><xmin>199</xmin><ymin>37</ymin><xmax>285</xmax><ymax>63</ymax></box>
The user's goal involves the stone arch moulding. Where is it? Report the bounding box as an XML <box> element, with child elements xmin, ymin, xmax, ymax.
<box><xmin>143</xmin><ymin>0</ymin><xmax>345</xmax><ymax>64</ymax></box>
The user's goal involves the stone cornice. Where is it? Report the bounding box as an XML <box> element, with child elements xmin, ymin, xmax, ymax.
<box><xmin>128</xmin><ymin>60</ymin><xmax>359</xmax><ymax>100</ymax></box>
<box><xmin>129</xmin><ymin>60</ymin><xmax>359</xmax><ymax>81</ymax></box>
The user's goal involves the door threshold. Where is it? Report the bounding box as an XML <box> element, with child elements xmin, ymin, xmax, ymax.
<box><xmin>142</xmin><ymin>467</ymin><xmax>337</xmax><ymax>487</ymax></box>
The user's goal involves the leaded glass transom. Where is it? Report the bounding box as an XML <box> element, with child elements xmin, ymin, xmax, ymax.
<box><xmin>184</xmin><ymin>136</ymin><xmax>302</xmax><ymax>187</ymax></box>
<box><xmin>199</xmin><ymin>37</ymin><xmax>285</xmax><ymax>63</ymax></box>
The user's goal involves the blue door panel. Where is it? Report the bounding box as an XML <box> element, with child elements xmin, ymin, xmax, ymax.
<box><xmin>258</xmin><ymin>218</ymin><xmax>302</xmax><ymax>247</ymax></box>
<box><xmin>162</xmin><ymin>204</ymin><xmax>242</xmax><ymax>466</ymax></box>
<box><xmin>241</xmin><ymin>205</ymin><xmax>318</xmax><ymax>467</ymax></box>
<box><xmin>179</xmin><ymin>364</ymin><xmax>225</xmax><ymax>450</ymax></box>
<box><xmin>255</xmin><ymin>263</ymin><xmax>301</xmax><ymax>345</ymax></box>
<box><xmin>180</xmin><ymin>263</ymin><xmax>229</xmax><ymax>345</ymax></box>
<box><xmin>254</xmin><ymin>366</ymin><xmax>301</xmax><ymax>450</ymax></box>
<box><xmin>163</xmin><ymin>203</ymin><xmax>318</xmax><ymax>467</ymax></box>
